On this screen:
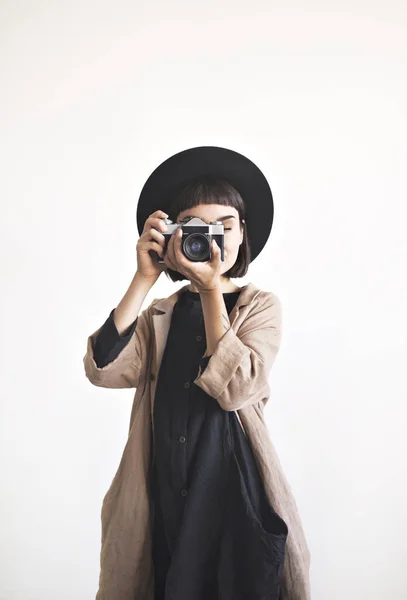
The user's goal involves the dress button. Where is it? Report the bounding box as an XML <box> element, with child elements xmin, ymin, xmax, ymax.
<box><xmin>178</xmin><ymin>436</ymin><xmax>186</xmax><ymax>443</ymax></box>
<box><xmin>196</xmin><ymin>335</ymin><xmax>202</xmax><ymax>341</ymax></box>
<box><xmin>184</xmin><ymin>381</ymin><xmax>190</xmax><ymax>388</ymax></box>
<box><xmin>150</xmin><ymin>373</ymin><xmax>155</xmax><ymax>381</ymax></box>
<box><xmin>181</xmin><ymin>489</ymin><xmax>188</xmax><ymax>497</ymax></box>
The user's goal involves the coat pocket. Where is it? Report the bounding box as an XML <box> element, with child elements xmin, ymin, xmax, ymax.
<box><xmin>232</xmin><ymin>447</ymin><xmax>288</xmax><ymax>550</ymax></box>
<box><xmin>217</xmin><ymin>446</ymin><xmax>288</xmax><ymax>600</ymax></box>
<box><xmin>229</xmin><ymin>411</ymin><xmax>288</xmax><ymax>541</ymax></box>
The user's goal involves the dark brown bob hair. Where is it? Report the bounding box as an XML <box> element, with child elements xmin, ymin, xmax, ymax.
<box><xmin>164</xmin><ymin>176</ymin><xmax>251</xmax><ymax>283</ymax></box>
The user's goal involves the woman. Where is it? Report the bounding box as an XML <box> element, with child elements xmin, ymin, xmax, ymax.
<box><xmin>84</xmin><ymin>147</ymin><xmax>311</xmax><ymax>600</ymax></box>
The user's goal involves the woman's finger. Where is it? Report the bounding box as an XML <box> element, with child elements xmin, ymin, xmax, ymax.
<box><xmin>166</xmin><ymin>230</ymin><xmax>177</xmax><ymax>266</ymax></box>
<box><xmin>164</xmin><ymin>234</ymin><xmax>178</xmax><ymax>270</ymax></box>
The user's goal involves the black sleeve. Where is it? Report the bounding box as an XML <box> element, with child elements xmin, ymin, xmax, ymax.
<box><xmin>93</xmin><ymin>308</ymin><xmax>139</xmax><ymax>368</ymax></box>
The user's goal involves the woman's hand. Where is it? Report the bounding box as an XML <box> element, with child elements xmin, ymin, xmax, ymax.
<box><xmin>163</xmin><ymin>227</ymin><xmax>222</xmax><ymax>292</ymax></box>
<box><xmin>136</xmin><ymin>209</ymin><xmax>169</xmax><ymax>280</ymax></box>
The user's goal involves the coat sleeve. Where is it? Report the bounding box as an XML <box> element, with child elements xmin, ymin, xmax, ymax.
<box><xmin>193</xmin><ymin>292</ymin><xmax>282</xmax><ymax>411</ymax></box>
<box><xmin>83</xmin><ymin>300</ymin><xmax>156</xmax><ymax>389</ymax></box>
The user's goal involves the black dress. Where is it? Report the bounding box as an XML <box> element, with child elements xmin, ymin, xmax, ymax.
<box><xmin>93</xmin><ymin>287</ymin><xmax>288</xmax><ymax>600</ymax></box>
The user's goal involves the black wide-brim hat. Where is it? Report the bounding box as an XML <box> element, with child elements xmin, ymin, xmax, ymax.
<box><xmin>136</xmin><ymin>146</ymin><xmax>274</xmax><ymax>263</ymax></box>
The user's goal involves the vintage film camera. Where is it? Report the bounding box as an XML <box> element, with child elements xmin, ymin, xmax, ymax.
<box><xmin>156</xmin><ymin>216</ymin><xmax>225</xmax><ymax>263</ymax></box>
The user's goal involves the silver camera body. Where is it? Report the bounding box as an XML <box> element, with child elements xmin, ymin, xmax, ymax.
<box><xmin>157</xmin><ymin>216</ymin><xmax>225</xmax><ymax>263</ymax></box>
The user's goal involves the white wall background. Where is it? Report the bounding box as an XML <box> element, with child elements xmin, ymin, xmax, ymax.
<box><xmin>1</xmin><ymin>1</ymin><xmax>406</xmax><ymax>599</ymax></box>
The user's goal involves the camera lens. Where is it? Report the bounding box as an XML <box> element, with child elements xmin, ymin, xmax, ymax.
<box><xmin>183</xmin><ymin>233</ymin><xmax>210</xmax><ymax>261</ymax></box>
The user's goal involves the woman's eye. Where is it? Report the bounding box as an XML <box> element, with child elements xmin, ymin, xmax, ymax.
<box><xmin>224</xmin><ymin>228</ymin><xmax>232</xmax><ymax>230</ymax></box>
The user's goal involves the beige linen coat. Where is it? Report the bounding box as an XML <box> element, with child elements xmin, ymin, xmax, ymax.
<box><xmin>83</xmin><ymin>281</ymin><xmax>311</xmax><ymax>600</ymax></box>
